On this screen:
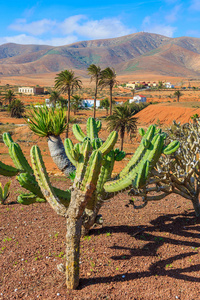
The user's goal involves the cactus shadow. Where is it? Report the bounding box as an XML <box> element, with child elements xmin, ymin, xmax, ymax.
<box><xmin>79</xmin><ymin>251</ymin><xmax>200</xmax><ymax>288</ymax></box>
<box><xmin>81</xmin><ymin>211</ymin><xmax>200</xmax><ymax>288</ymax></box>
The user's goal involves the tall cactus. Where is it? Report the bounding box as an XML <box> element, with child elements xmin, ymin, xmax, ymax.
<box><xmin>0</xmin><ymin>110</ymin><xmax>180</xmax><ymax>290</ymax></box>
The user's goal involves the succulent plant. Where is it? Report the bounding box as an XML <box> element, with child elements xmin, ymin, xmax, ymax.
<box><xmin>0</xmin><ymin>113</ymin><xmax>179</xmax><ymax>289</ymax></box>
<box><xmin>129</xmin><ymin>119</ymin><xmax>200</xmax><ymax>218</ymax></box>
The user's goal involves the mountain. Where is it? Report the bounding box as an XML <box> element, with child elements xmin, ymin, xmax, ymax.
<box><xmin>0</xmin><ymin>32</ymin><xmax>200</xmax><ymax>78</ymax></box>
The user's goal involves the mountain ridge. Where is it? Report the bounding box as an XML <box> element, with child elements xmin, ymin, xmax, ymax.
<box><xmin>0</xmin><ymin>32</ymin><xmax>200</xmax><ymax>78</ymax></box>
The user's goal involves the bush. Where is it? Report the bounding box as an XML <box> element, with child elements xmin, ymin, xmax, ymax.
<box><xmin>8</xmin><ymin>100</ymin><xmax>25</xmax><ymax>118</ymax></box>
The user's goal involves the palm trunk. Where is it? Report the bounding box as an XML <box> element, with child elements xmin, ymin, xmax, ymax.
<box><xmin>120</xmin><ymin>128</ymin><xmax>125</xmax><ymax>151</ymax></box>
<box><xmin>93</xmin><ymin>80</ymin><xmax>98</xmax><ymax>120</ymax></box>
<box><xmin>109</xmin><ymin>86</ymin><xmax>113</xmax><ymax>116</ymax></box>
<box><xmin>66</xmin><ymin>88</ymin><xmax>71</xmax><ymax>138</ymax></box>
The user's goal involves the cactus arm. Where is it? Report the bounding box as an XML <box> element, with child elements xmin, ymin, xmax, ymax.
<box><xmin>138</xmin><ymin>128</ymin><xmax>145</xmax><ymax>137</ymax></box>
<box><xmin>163</xmin><ymin>141</ymin><xmax>180</xmax><ymax>155</ymax></box>
<box><xmin>31</xmin><ymin>145</ymin><xmax>68</xmax><ymax>216</ymax></box>
<box><xmin>17</xmin><ymin>173</ymin><xmax>71</xmax><ymax>205</ymax></box>
<box><xmin>0</xmin><ymin>160</ymin><xmax>19</xmax><ymax>176</ymax></box>
<box><xmin>98</xmin><ymin>131</ymin><xmax>118</xmax><ymax>156</ymax></box>
<box><xmin>96</xmin><ymin>120</ymin><xmax>102</xmax><ymax>132</ymax></box>
<box><xmin>72</xmin><ymin>124</ymin><xmax>86</xmax><ymax>142</ymax></box>
<box><xmin>92</xmin><ymin>138</ymin><xmax>103</xmax><ymax>150</ymax></box>
<box><xmin>75</xmin><ymin>140</ymin><xmax>91</xmax><ymax>183</ymax></box>
<box><xmin>64</xmin><ymin>138</ymin><xmax>79</xmax><ymax>167</ymax></box>
<box><xmin>3</xmin><ymin>132</ymin><xmax>14</xmax><ymax>147</ymax></box>
<box><xmin>81</xmin><ymin>150</ymin><xmax>102</xmax><ymax>194</ymax></box>
<box><xmin>47</xmin><ymin>135</ymin><xmax>75</xmax><ymax>176</ymax></box>
<box><xmin>9</xmin><ymin>143</ymin><xmax>33</xmax><ymax>174</ymax></box>
<box><xmin>87</xmin><ymin>117</ymin><xmax>98</xmax><ymax>140</ymax></box>
<box><xmin>97</xmin><ymin>151</ymin><xmax>115</xmax><ymax>194</ymax></box>
<box><xmin>17</xmin><ymin>192</ymin><xmax>46</xmax><ymax>205</ymax></box>
<box><xmin>17</xmin><ymin>173</ymin><xmax>44</xmax><ymax>198</ymax></box>
<box><xmin>119</xmin><ymin>124</ymin><xmax>156</xmax><ymax>178</ymax></box>
<box><xmin>104</xmin><ymin>134</ymin><xmax>164</xmax><ymax>193</ymax></box>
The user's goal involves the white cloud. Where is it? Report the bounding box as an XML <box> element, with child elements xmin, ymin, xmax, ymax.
<box><xmin>186</xmin><ymin>29</ymin><xmax>200</xmax><ymax>37</ymax></box>
<box><xmin>9</xmin><ymin>19</ymin><xmax>56</xmax><ymax>36</ymax></box>
<box><xmin>0</xmin><ymin>34</ymin><xmax>78</xmax><ymax>46</ymax></box>
<box><xmin>165</xmin><ymin>5</ymin><xmax>182</xmax><ymax>23</ymax></box>
<box><xmin>8</xmin><ymin>15</ymin><xmax>134</xmax><ymax>41</ymax></box>
<box><xmin>60</xmin><ymin>16</ymin><xmax>134</xmax><ymax>39</ymax></box>
<box><xmin>142</xmin><ymin>16</ymin><xmax>176</xmax><ymax>37</ymax></box>
<box><xmin>143</xmin><ymin>22</ymin><xmax>176</xmax><ymax>37</ymax></box>
<box><xmin>190</xmin><ymin>0</ymin><xmax>200</xmax><ymax>11</ymax></box>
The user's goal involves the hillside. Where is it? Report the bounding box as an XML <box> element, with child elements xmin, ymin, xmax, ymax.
<box><xmin>0</xmin><ymin>32</ymin><xmax>200</xmax><ymax>78</ymax></box>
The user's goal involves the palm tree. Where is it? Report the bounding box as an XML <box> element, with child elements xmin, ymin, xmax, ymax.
<box><xmin>87</xmin><ymin>64</ymin><xmax>101</xmax><ymax>119</ymax></box>
<box><xmin>99</xmin><ymin>67</ymin><xmax>118</xmax><ymax>116</ymax></box>
<box><xmin>71</xmin><ymin>95</ymin><xmax>82</xmax><ymax>115</ymax></box>
<box><xmin>174</xmin><ymin>90</ymin><xmax>182</xmax><ymax>102</ymax></box>
<box><xmin>106</xmin><ymin>105</ymin><xmax>137</xmax><ymax>151</ymax></box>
<box><xmin>54</xmin><ymin>70</ymin><xmax>82</xmax><ymax>137</ymax></box>
<box><xmin>3</xmin><ymin>90</ymin><xmax>16</xmax><ymax>105</ymax></box>
<box><xmin>8</xmin><ymin>99</ymin><xmax>25</xmax><ymax>118</ymax></box>
<box><xmin>49</xmin><ymin>90</ymin><xmax>61</xmax><ymax>107</ymax></box>
<box><xmin>100</xmin><ymin>98</ymin><xmax>109</xmax><ymax>115</ymax></box>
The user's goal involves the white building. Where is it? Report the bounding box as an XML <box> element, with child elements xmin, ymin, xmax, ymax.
<box><xmin>165</xmin><ymin>82</ymin><xmax>174</xmax><ymax>88</ymax></box>
<box><xmin>129</xmin><ymin>95</ymin><xmax>146</xmax><ymax>104</ymax></box>
<box><xmin>82</xmin><ymin>99</ymin><xmax>101</xmax><ymax>108</ymax></box>
<box><xmin>126</xmin><ymin>83</ymin><xmax>136</xmax><ymax>89</ymax></box>
<box><xmin>18</xmin><ymin>86</ymin><xmax>44</xmax><ymax>95</ymax></box>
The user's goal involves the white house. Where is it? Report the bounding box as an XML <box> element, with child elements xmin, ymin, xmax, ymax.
<box><xmin>18</xmin><ymin>86</ymin><xmax>44</xmax><ymax>95</ymax></box>
<box><xmin>126</xmin><ymin>82</ymin><xmax>136</xmax><ymax>89</ymax></box>
<box><xmin>129</xmin><ymin>95</ymin><xmax>146</xmax><ymax>104</ymax></box>
<box><xmin>165</xmin><ymin>82</ymin><xmax>174</xmax><ymax>88</ymax></box>
<box><xmin>82</xmin><ymin>99</ymin><xmax>101</xmax><ymax>108</ymax></box>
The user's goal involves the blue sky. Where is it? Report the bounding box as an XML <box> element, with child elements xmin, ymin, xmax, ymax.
<box><xmin>1</xmin><ymin>0</ymin><xmax>200</xmax><ymax>46</ymax></box>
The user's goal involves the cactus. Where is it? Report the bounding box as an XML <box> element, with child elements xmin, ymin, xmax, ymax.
<box><xmin>0</xmin><ymin>181</ymin><xmax>11</xmax><ymax>204</ymax></box>
<box><xmin>129</xmin><ymin>119</ymin><xmax>200</xmax><ymax>217</ymax></box>
<box><xmin>0</xmin><ymin>115</ymin><xmax>181</xmax><ymax>290</ymax></box>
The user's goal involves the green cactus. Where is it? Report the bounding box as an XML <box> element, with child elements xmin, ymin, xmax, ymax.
<box><xmin>17</xmin><ymin>192</ymin><xmax>46</xmax><ymax>205</ymax></box>
<box><xmin>87</xmin><ymin>117</ymin><xmax>99</xmax><ymax>140</ymax></box>
<box><xmin>72</xmin><ymin>124</ymin><xmax>86</xmax><ymax>142</ymax></box>
<box><xmin>0</xmin><ymin>161</ymin><xmax>19</xmax><ymax>177</ymax></box>
<box><xmin>0</xmin><ymin>181</ymin><xmax>11</xmax><ymax>204</ymax></box>
<box><xmin>0</xmin><ymin>115</ymin><xmax>180</xmax><ymax>290</ymax></box>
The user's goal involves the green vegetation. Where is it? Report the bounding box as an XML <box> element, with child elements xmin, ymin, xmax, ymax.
<box><xmin>124</xmin><ymin>62</ymin><xmax>140</xmax><ymax>73</ymax></box>
<box><xmin>8</xmin><ymin>100</ymin><xmax>25</xmax><ymax>118</ymax></box>
<box><xmin>0</xmin><ymin>181</ymin><xmax>11</xmax><ymax>204</ymax></box>
<box><xmin>106</xmin><ymin>105</ymin><xmax>137</xmax><ymax>150</ymax></box>
<box><xmin>54</xmin><ymin>69</ymin><xmax>82</xmax><ymax>137</ymax></box>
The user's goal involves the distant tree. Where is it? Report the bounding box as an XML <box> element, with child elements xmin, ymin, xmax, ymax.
<box><xmin>49</xmin><ymin>91</ymin><xmax>61</xmax><ymax>107</ymax></box>
<box><xmin>100</xmin><ymin>98</ymin><xmax>109</xmax><ymax>115</ymax></box>
<box><xmin>99</xmin><ymin>67</ymin><xmax>118</xmax><ymax>116</ymax></box>
<box><xmin>8</xmin><ymin>100</ymin><xmax>25</xmax><ymax>118</ymax></box>
<box><xmin>174</xmin><ymin>90</ymin><xmax>182</xmax><ymax>102</ymax></box>
<box><xmin>106</xmin><ymin>105</ymin><xmax>137</xmax><ymax>150</ymax></box>
<box><xmin>3</xmin><ymin>90</ymin><xmax>16</xmax><ymax>105</ymax></box>
<box><xmin>54</xmin><ymin>70</ymin><xmax>82</xmax><ymax>137</ymax></box>
<box><xmin>158</xmin><ymin>81</ymin><xmax>164</xmax><ymax>89</ymax></box>
<box><xmin>87</xmin><ymin>64</ymin><xmax>101</xmax><ymax>119</ymax></box>
<box><xmin>71</xmin><ymin>95</ymin><xmax>82</xmax><ymax>115</ymax></box>
<box><xmin>131</xmin><ymin>88</ymin><xmax>135</xmax><ymax>97</ymax></box>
